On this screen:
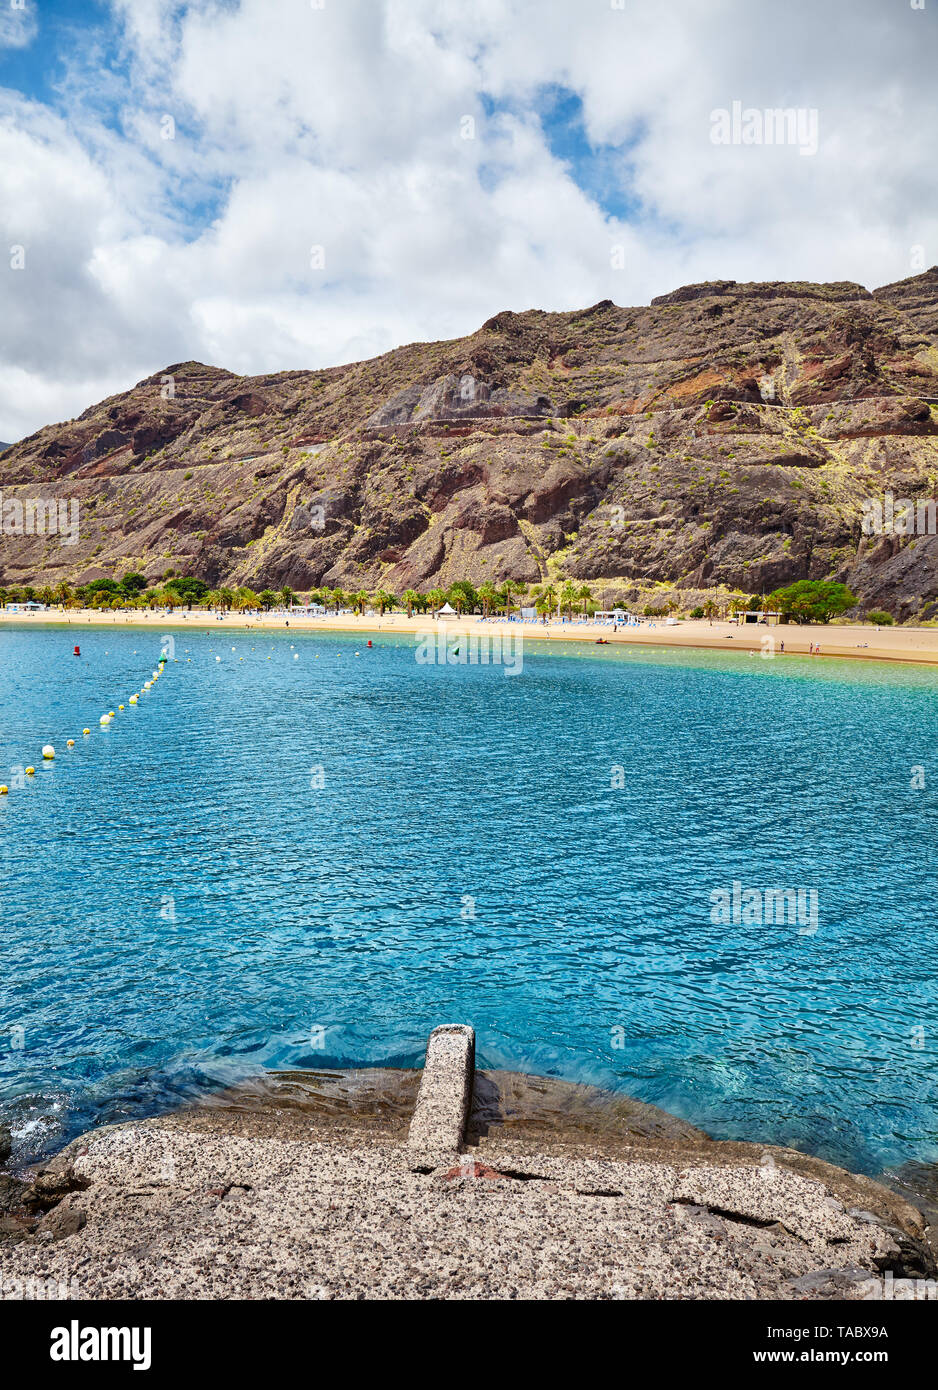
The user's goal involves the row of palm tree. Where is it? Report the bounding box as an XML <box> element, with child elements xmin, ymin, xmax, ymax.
<box><xmin>0</xmin><ymin>575</ymin><xmax>766</xmax><ymax>621</ymax></box>
<box><xmin>299</xmin><ymin>579</ymin><xmax>597</xmax><ymax>620</ymax></box>
<box><xmin>0</xmin><ymin>576</ymin><xmax>600</xmax><ymax>619</ymax></box>
<box><xmin>0</xmin><ymin>580</ymin><xmax>297</xmax><ymax>612</ymax></box>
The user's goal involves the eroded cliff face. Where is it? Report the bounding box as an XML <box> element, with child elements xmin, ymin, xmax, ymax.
<box><xmin>3</xmin><ymin>270</ymin><xmax>938</xmax><ymax>615</ymax></box>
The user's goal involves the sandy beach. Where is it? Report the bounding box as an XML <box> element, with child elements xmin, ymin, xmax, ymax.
<box><xmin>5</xmin><ymin>607</ymin><xmax>938</xmax><ymax>666</ymax></box>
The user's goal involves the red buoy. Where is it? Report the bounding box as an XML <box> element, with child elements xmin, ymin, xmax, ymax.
<box><xmin>73</xmin><ymin>646</ymin><xmax>80</xmax><ymax>656</ymax></box>
<box><xmin>367</xmin><ymin>640</ymin><xmax>372</xmax><ymax>647</ymax></box>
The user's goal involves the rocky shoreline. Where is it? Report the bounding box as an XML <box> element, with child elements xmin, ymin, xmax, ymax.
<box><xmin>1</xmin><ymin>1033</ymin><xmax>934</xmax><ymax>1300</ymax></box>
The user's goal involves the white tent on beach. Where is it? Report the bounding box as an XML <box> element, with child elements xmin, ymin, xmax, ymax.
<box><xmin>437</xmin><ymin>602</ymin><xmax>457</xmax><ymax>616</ymax></box>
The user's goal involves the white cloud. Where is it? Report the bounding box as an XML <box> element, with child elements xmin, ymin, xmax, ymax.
<box><xmin>0</xmin><ymin>0</ymin><xmax>936</xmax><ymax>440</ymax></box>
<box><xmin>0</xmin><ymin>0</ymin><xmax>37</xmax><ymax>52</ymax></box>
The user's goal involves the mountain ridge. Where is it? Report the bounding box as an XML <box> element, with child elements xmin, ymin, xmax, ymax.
<box><xmin>3</xmin><ymin>268</ymin><xmax>938</xmax><ymax>617</ymax></box>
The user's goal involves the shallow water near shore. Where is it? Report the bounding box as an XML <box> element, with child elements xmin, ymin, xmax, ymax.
<box><xmin>1</xmin><ymin>624</ymin><xmax>937</xmax><ymax>1185</ymax></box>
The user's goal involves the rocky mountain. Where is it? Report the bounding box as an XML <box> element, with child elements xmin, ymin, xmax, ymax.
<box><xmin>3</xmin><ymin>269</ymin><xmax>938</xmax><ymax>616</ymax></box>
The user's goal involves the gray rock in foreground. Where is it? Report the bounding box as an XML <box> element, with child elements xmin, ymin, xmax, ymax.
<box><xmin>0</xmin><ymin>1063</ymin><xmax>932</xmax><ymax>1301</ymax></box>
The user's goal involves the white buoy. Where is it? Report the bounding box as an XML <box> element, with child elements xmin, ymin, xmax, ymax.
<box><xmin>42</xmin><ymin>744</ymin><xmax>55</xmax><ymax>759</ymax></box>
<box><xmin>294</xmin><ymin>653</ymin><xmax>299</xmax><ymax>659</ymax></box>
<box><xmin>216</xmin><ymin>656</ymin><xmax>221</xmax><ymax>662</ymax></box>
<box><xmin>99</xmin><ymin>714</ymin><xmax>110</xmax><ymax>725</ymax></box>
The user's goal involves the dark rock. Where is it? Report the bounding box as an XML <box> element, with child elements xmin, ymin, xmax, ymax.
<box><xmin>39</xmin><ymin>1203</ymin><xmax>87</xmax><ymax>1241</ymax></box>
<box><xmin>21</xmin><ymin>1166</ymin><xmax>89</xmax><ymax>1214</ymax></box>
<box><xmin>0</xmin><ymin>1173</ymin><xmax>29</xmax><ymax>1214</ymax></box>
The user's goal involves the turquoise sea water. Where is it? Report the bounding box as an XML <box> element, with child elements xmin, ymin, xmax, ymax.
<box><xmin>1</xmin><ymin>623</ymin><xmax>936</xmax><ymax>1179</ymax></box>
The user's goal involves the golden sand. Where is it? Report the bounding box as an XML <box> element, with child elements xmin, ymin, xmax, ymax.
<box><xmin>4</xmin><ymin>607</ymin><xmax>938</xmax><ymax>665</ymax></box>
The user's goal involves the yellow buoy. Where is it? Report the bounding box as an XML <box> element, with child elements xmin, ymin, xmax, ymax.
<box><xmin>25</xmin><ymin>766</ymin><xmax>35</xmax><ymax>776</ymax></box>
<box><xmin>118</xmin><ymin>704</ymin><xmax>125</xmax><ymax>711</ymax></box>
<box><xmin>66</xmin><ymin>739</ymin><xmax>75</xmax><ymax>747</ymax></box>
<box><xmin>83</xmin><ymin>728</ymin><xmax>90</xmax><ymax>736</ymax></box>
<box><xmin>0</xmin><ymin>785</ymin><xmax>7</xmax><ymax>795</ymax></box>
<box><xmin>42</xmin><ymin>745</ymin><xmax>55</xmax><ymax>759</ymax></box>
<box><xmin>109</xmin><ymin>711</ymin><xmax>115</xmax><ymax>718</ymax></box>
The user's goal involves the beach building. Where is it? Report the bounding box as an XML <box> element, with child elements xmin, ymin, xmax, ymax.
<box><xmin>738</xmin><ymin>610</ymin><xmax>782</xmax><ymax>626</ymax></box>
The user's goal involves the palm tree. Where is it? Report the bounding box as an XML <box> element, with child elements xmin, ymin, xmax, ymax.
<box><xmin>477</xmin><ymin>580</ymin><xmax>498</xmax><ymax>617</ymax></box>
<box><xmin>330</xmin><ymin>587</ymin><xmax>345</xmax><ymax>613</ymax></box>
<box><xmin>235</xmin><ymin>586</ymin><xmax>260</xmax><ymax>611</ymax></box>
<box><xmin>540</xmin><ymin>583</ymin><xmax>558</xmax><ymax>620</ymax></box>
<box><xmin>401</xmin><ymin>588</ymin><xmax>419</xmax><ymax>618</ymax></box>
<box><xmin>209</xmin><ymin>587</ymin><xmax>235</xmax><ymax>611</ymax></box>
<box><xmin>427</xmin><ymin>587</ymin><xmax>445</xmax><ymax>617</ymax></box>
<box><xmin>372</xmin><ymin>588</ymin><xmax>396</xmax><ymax>615</ymax></box>
<box><xmin>447</xmin><ymin>580</ymin><xmax>477</xmax><ymax>615</ymax></box>
<box><xmin>559</xmin><ymin>581</ymin><xmax>578</xmax><ymax>619</ymax></box>
<box><xmin>446</xmin><ymin>586</ymin><xmax>466</xmax><ymax>616</ymax></box>
<box><xmin>498</xmin><ymin>579</ymin><xmax>525</xmax><ymax>621</ymax></box>
<box><xmin>577</xmin><ymin>583</ymin><xmax>593</xmax><ymax>618</ymax></box>
<box><xmin>353</xmin><ymin>589</ymin><xmax>370</xmax><ymax>615</ymax></box>
<box><xmin>279</xmin><ymin>585</ymin><xmax>296</xmax><ymax>608</ymax></box>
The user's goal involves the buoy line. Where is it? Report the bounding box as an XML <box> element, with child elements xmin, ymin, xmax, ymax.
<box><xmin>0</xmin><ymin>650</ymin><xmax>170</xmax><ymax>801</ymax></box>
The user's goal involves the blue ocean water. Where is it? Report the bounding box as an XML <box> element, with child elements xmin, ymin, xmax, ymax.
<box><xmin>1</xmin><ymin>622</ymin><xmax>936</xmax><ymax>1179</ymax></box>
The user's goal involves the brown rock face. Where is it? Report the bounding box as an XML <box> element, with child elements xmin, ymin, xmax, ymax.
<box><xmin>3</xmin><ymin>273</ymin><xmax>938</xmax><ymax>614</ymax></box>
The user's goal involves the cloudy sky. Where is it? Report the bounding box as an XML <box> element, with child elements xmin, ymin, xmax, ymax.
<box><xmin>0</xmin><ymin>0</ymin><xmax>935</xmax><ymax>441</ymax></box>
